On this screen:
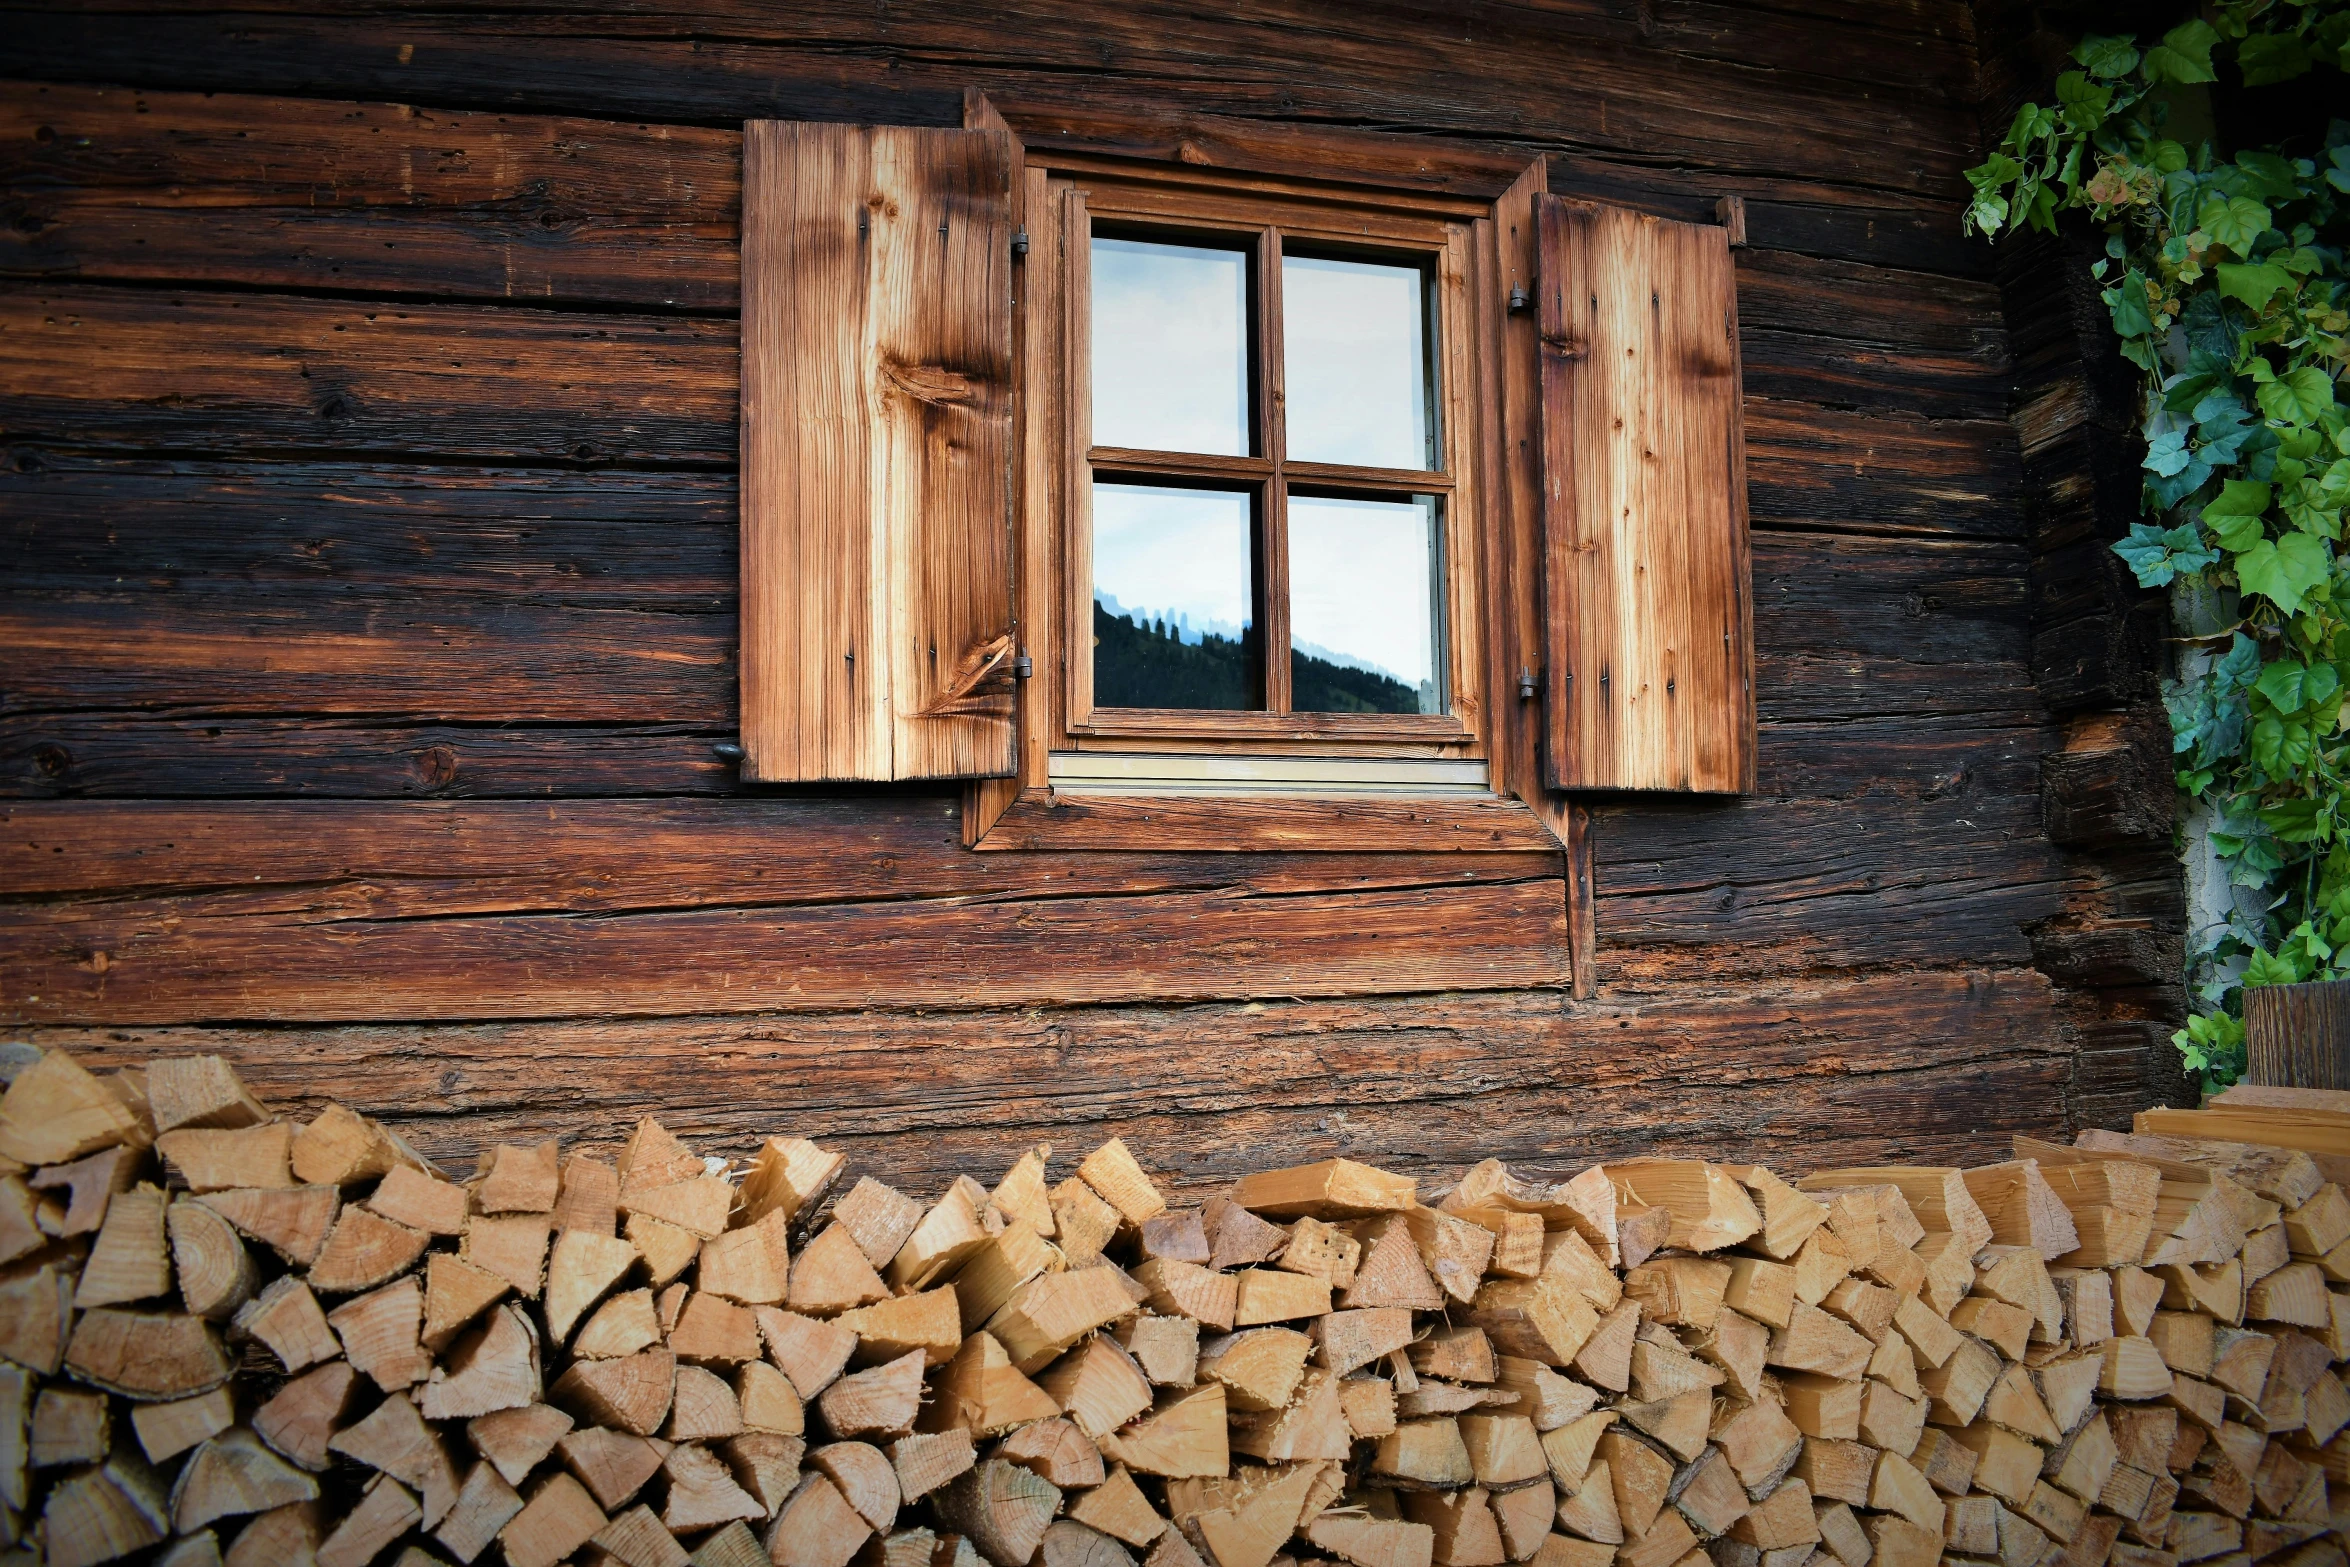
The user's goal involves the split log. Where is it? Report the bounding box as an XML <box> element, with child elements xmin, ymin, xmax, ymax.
<box><xmin>497</xmin><ymin>1473</ymin><xmax>606</xmax><ymax>1567</ymax></box>
<box><xmin>434</xmin><ymin>1462</ymin><xmax>524</xmax><ymax>1564</ymax></box>
<box><xmin>169</xmin><ymin>1199</ymin><xmax>256</xmax><ymax>1322</ymax></box>
<box><xmin>661</xmin><ymin>1443</ymin><xmax>764</xmax><ymax>1532</ymax></box>
<box><xmin>328</xmin><ymin>1275</ymin><xmax>431</xmax><ymax>1391</ymax></box>
<box><xmin>550</xmin><ymin>1346</ymin><xmax>674</xmax><ymax>1436</ymax></box>
<box><xmin>722</xmin><ymin>1429</ymin><xmax>805</xmax><ymax>1516</ymax></box>
<box><xmin>41</xmin><ymin>1449</ymin><xmax>171</xmax><ymax>1567</ymax></box>
<box><xmin>816</xmin><ymin>1349</ymin><xmax>927</xmax><ymax>1439</ymax></box>
<box><xmin>172</xmin><ymin>1428</ymin><xmax>321</xmax><ymax>1533</ymax></box>
<box><xmin>466</xmin><ymin>1403</ymin><xmax>573</xmax><ymax>1487</ymax></box>
<box><xmin>933</xmin><ymin>1460</ymin><xmax>1059</xmax><ymax>1567</ymax></box>
<box><xmin>157</xmin><ymin>1127</ymin><xmax>295</xmax><ymax>1195</ymax></box>
<box><xmin>738</xmin><ymin>1137</ymin><xmax>843</xmax><ymax>1229</ymax></box>
<box><xmin>253</xmin><ymin>1360</ymin><xmax>358</xmax><ymax>1471</ymax></box>
<box><xmin>368</xmin><ymin>1167</ymin><xmax>471</xmax><ymax>1237</ymax></box>
<box><xmin>556</xmin><ymin>1426</ymin><xmax>665</xmax><ymax>1510</ymax></box>
<box><xmin>66</xmin><ymin>1307</ymin><xmax>231</xmax><ymax>1399</ymax></box>
<box><xmin>197</xmin><ymin>1186</ymin><xmax>338</xmax><ymax>1269</ymax></box>
<box><xmin>575</xmin><ymin>1288</ymin><xmax>661</xmax><ymax>1360</ymax></box>
<box><xmin>417</xmin><ymin>1304</ymin><xmax>542</xmax><ymax>1421</ymax></box>
<box><xmin>664</xmin><ymin>1363</ymin><xmax>743</xmax><ymax>1441</ymax></box>
<box><xmin>476</xmin><ymin>1141</ymin><xmax>560</xmax><ymax>1215</ymax></box>
<box><xmin>131</xmin><ymin>1386</ymin><xmax>235</xmax><ymax>1464</ymax></box>
<box><xmin>329</xmin><ymin>1392</ymin><xmax>460</xmax><ymax>1529</ymax></box>
<box><xmin>423</xmin><ymin>1253</ymin><xmax>511</xmax><ymax>1352</ymax></box>
<box><xmin>31</xmin><ymin>1147</ymin><xmax>141</xmax><ymax>1238</ymax></box>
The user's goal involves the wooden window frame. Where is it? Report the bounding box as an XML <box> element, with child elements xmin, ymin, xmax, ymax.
<box><xmin>964</xmin><ymin>93</ymin><xmax>1563</xmax><ymax>857</ymax></box>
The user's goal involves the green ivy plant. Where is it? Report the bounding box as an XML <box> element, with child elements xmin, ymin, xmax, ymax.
<box><xmin>1965</xmin><ymin>2</ymin><xmax>2350</xmax><ymax>1090</ymax></box>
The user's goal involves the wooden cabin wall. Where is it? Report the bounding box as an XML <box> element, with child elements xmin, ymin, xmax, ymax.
<box><xmin>0</xmin><ymin>0</ymin><xmax>2189</xmax><ymax>1191</ymax></box>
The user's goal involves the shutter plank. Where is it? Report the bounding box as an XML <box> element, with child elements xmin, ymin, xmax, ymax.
<box><xmin>1537</xmin><ymin>198</ymin><xmax>1753</xmax><ymax>793</ymax></box>
<box><xmin>740</xmin><ymin>122</ymin><xmax>1018</xmax><ymax>782</ymax></box>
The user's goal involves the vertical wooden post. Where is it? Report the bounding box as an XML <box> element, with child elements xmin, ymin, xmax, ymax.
<box><xmin>2244</xmin><ymin>980</ymin><xmax>2350</xmax><ymax>1090</ymax></box>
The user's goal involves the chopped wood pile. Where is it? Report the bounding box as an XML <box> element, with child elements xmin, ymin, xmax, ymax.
<box><xmin>0</xmin><ymin>1052</ymin><xmax>2343</xmax><ymax>1567</ymax></box>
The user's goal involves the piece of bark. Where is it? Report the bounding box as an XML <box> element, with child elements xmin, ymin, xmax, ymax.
<box><xmin>197</xmin><ymin>1186</ymin><xmax>338</xmax><ymax>1268</ymax></box>
<box><xmin>933</xmin><ymin>1460</ymin><xmax>1060</xmax><ymax>1567</ymax></box>
<box><xmin>130</xmin><ymin>1386</ymin><xmax>235</xmax><ymax>1465</ymax></box>
<box><xmin>662</xmin><ymin>1442</ymin><xmax>765</xmax><ymax>1532</ymax></box>
<box><xmin>551</xmin><ymin>1347</ymin><xmax>675</xmax><ymax>1437</ymax></box>
<box><xmin>465</xmin><ymin>1403</ymin><xmax>573</xmax><ymax>1488</ymax></box>
<box><xmin>889</xmin><ymin>1428</ymin><xmax>975</xmax><ymax>1502</ymax></box>
<box><xmin>499</xmin><ymin>1472</ymin><xmax>607</xmax><ymax>1567</ymax></box>
<box><xmin>817</xmin><ymin>1348</ymin><xmax>925</xmax><ymax>1439</ymax></box>
<box><xmin>755</xmin><ymin>1307</ymin><xmax>857</xmax><ymax>1401</ymax></box>
<box><xmin>167</xmin><ymin>1198</ymin><xmax>257</xmax><ymax>1323</ymax></box>
<box><xmin>148</xmin><ymin>1058</ymin><xmax>269</xmax><ymax>1135</ymax></box>
<box><xmin>253</xmin><ymin>1360</ymin><xmax>358</xmax><ymax>1472</ymax></box>
<box><xmin>330</xmin><ymin>1390</ymin><xmax>461</xmax><ymax>1529</ymax></box>
<box><xmin>435</xmin><ymin>1462</ymin><xmax>526</xmax><ymax>1565</ymax></box>
<box><xmin>665</xmin><ymin>1364</ymin><xmax>743</xmax><ymax>1441</ymax></box>
<box><xmin>460</xmin><ymin>1213</ymin><xmax>552</xmax><ymax>1298</ymax></box>
<box><xmin>551</xmin><ymin>1154</ymin><xmax>619</xmax><ymax>1238</ymax></box>
<box><xmin>40</xmin><ymin>1449</ymin><xmax>171</xmax><ymax>1567</ymax></box>
<box><xmin>422</xmin><ymin>1253</ymin><xmax>511</xmax><ymax>1352</ymax></box>
<box><xmin>576</xmin><ymin>1289</ymin><xmax>662</xmax><ymax>1361</ymax></box>
<box><xmin>30</xmin><ymin>1387</ymin><xmax>108</xmax><ymax>1468</ymax></box>
<box><xmin>418</xmin><ymin>1303</ymin><xmax>542</xmax><ymax>1421</ymax></box>
<box><xmin>172</xmin><ymin>1428</ymin><xmax>321</xmax><ymax>1534</ymax></box>
<box><xmin>327</xmin><ymin>1275</ymin><xmax>430</xmax><ymax>1392</ymax></box>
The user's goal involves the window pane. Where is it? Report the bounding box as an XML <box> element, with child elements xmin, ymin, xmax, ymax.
<box><xmin>1288</xmin><ymin>494</ymin><xmax>1442</xmax><ymax>715</ymax></box>
<box><xmin>1092</xmin><ymin>482</ymin><xmax>1260</xmax><ymax>710</ymax></box>
<box><xmin>1092</xmin><ymin>237</ymin><xmax>1251</xmax><ymax>457</ymax></box>
<box><xmin>1281</xmin><ymin>254</ymin><xmax>1434</xmax><ymax>470</ymax></box>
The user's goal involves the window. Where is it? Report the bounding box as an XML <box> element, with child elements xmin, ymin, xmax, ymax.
<box><xmin>1069</xmin><ymin>195</ymin><xmax>1470</xmax><ymax>745</ymax></box>
<box><xmin>735</xmin><ymin>100</ymin><xmax>1754</xmax><ymax>858</ymax></box>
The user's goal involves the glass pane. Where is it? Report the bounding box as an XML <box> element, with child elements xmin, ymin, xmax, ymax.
<box><xmin>1092</xmin><ymin>481</ymin><xmax>1260</xmax><ymax>710</ymax></box>
<box><xmin>1287</xmin><ymin>494</ymin><xmax>1442</xmax><ymax>715</ymax></box>
<box><xmin>1282</xmin><ymin>254</ymin><xmax>1434</xmax><ymax>470</ymax></box>
<box><xmin>1092</xmin><ymin>236</ymin><xmax>1251</xmax><ymax>457</ymax></box>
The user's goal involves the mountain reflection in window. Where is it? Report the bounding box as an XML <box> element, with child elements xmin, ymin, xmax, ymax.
<box><xmin>1091</xmin><ymin>482</ymin><xmax>1261</xmax><ymax>710</ymax></box>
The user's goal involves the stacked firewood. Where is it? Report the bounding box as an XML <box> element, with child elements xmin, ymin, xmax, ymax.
<box><xmin>0</xmin><ymin>1048</ymin><xmax>2342</xmax><ymax>1567</ymax></box>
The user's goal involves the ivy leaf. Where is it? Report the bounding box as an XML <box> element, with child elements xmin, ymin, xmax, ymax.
<box><xmin>2258</xmin><ymin>368</ymin><xmax>2339</xmax><ymax>427</ymax></box>
<box><xmin>2144</xmin><ymin>19</ymin><xmax>2220</xmax><ymax>83</ymax></box>
<box><xmin>2216</xmin><ymin>261</ymin><xmax>2294</xmax><ymax>311</ymax></box>
<box><xmin>2244</xmin><ymin>947</ymin><xmax>2306</xmax><ymax>987</ymax></box>
<box><xmin>2074</xmin><ymin>33</ymin><xmax>2141</xmax><ymax>78</ymax></box>
<box><xmin>2331</xmin><ymin>146</ymin><xmax>2350</xmax><ymax>196</ymax></box>
<box><xmin>2237</xmin><ymin>530</ymin><xmax>2332</xmax><ymax>614</ymax></box>
<box><xmin>2237</xmin><ymin>31</ymin><xmax>2313</xmax><ymax>85</ymax></box>
<box><xmin>2103</xmin><ymin>269</ymin><xmax>2157</xmax><ymax>338</ymax></box>
<box><xmin>2256</xmin><ymin>659</ymin><xmax>2311</xmax><ymax>714</ymax></box>
<box><xmin>2198</xmin><ymin>193</ymin><xmax>2273</xmax><ymax>256</ymax></box>
<box><xmin>2115</xmin><ymin>521</ymin><xmax>2219</xmax><ymax>586</ymax></box>
<box><xmin>2203</xmin><ymin>476</ymin><xmax>2274</xmax><ymax>529</ymax></box>
<box><xmin>2307</xmin><ymin>660</ymin><xmax>2343</xmax><ymax>709</ymax></box>
<box><xmin>2234</xmin><ymin>149</ymin><xmax>2304</xmax><ymax>200</ymax></box>
<box><xmin>2144</xmin><ymin>426</ymin><xmax>2194</xmax><ymax>477</ymax></box>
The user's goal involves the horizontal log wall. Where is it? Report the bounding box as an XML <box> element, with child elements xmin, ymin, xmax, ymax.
<box><xmin>0</xmin><ymin>0</ymin><xmax>2186</xmax><ymax>1178</ymax></box>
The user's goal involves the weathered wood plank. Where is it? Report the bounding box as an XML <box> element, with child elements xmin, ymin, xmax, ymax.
<box><xmin>1591</xmin><ymin>790</ymin><xmax>2066</xmax><ymax>979</ymax></box>
<box><xmin>0</xmin><ymin>4</ymin><xmax>1979</xmax><ymax>193</ymax></box>
<box><xmin>28</xmin><ymin>966</ymin><xmax>2074</xmax><ymax>1190</ymax></box>
<box><xmin>1540</xmin><ymin>199</ymin><xmax>1753</xmax><ymax>793</ymax></box>
<box><xmin>0</xmin><ymin>797</ymin><xmax>1557</xmax><ymax>906</ymax></box>
<box><xmin>0</xmin><ymin>285</ymin><xmax>2007</xmax><ymax>502</ymax></box>
<box><xmin>737</xmin><ymin>120</ymin><xmax>1017</xmax><ymax>782</ymax></box>
<box><xmin>0</xmin><ymin>875</ymin><xmax>1571</xmax><ymax>1024</ymax></box>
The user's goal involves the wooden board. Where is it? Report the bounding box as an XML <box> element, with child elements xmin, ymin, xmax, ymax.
<box><xmin>738</xmin><ymin>121</ymin><xmax>1017</xmax><ymax>781</ymax></box>
<box><xmin>1537</xmin><ymin>198</ymin><xmax>1754</xmax><ymax>793</ymax></box>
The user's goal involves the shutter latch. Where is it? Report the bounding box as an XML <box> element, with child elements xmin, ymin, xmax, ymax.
<box><xmin>1012</xmin><ymin>228</ymin><xmax>1030</xmax><ymax>259</ymax></box>
<box><xmin>1517</xmin><ymin>666</ymin><xmax>1538</xmax><ymax>701</ymax></box>
<box><xmin>1507</xmin><ymin>284</ymin><xmax>1530</xmax><ymax>313</ymax></box>
<box><xmin>1012</xmin><ymin>653</ymin><xmax>1034</xmax><ymax>679</ymax></box>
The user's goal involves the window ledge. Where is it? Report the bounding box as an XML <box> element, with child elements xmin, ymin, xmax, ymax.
<box><xmin>968</xmin><ymin>759</ymin><xmax>1561</xmax><ymax>853</ymax></box>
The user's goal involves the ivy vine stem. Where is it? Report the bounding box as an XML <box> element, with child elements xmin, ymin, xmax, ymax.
<box><xmin>1965</xmin><ymin>3</ymin><xmax>2350</xmax><ymax>1090</ymax></box>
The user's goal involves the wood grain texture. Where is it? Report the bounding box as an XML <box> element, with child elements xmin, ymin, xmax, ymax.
<box><xmin>1539</xmin><ymin>198</ymin><xmax>1755</xmax><ymax>793</ymax></box>
<box><xmin>26</xmin><ymin>967</ymin><xmax>2073</xmax><ymax>1190</ymax></box>
<box><xmin>738</xmin><ymin>121</ymin><xmax>1017</xmax><ymax>782</ymax></box>
<box><xmin>2244</xmin><ymin>981</ymin><xmax>2350</xmax><ymax>1092</ymax></box>
<box><xmin>969</xmin><ymin>790</ymin><xmax>1563</xmax><ymax>853</ymax></box>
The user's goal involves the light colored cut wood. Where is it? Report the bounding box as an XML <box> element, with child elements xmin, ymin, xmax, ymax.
<box><xmin>1114</xmin><ymin>1313</ymin><xmax>1199</xmax><ymax>1386</ymax></box>
<box><xmin>0</xmin><ymin>1051</ymin><xmax>147</xmax><ymax>1168</ymax></box>
<box><xmin>1096</xmin><ymin>1383</ymin><xmax>1229</xmax><ymax>1478</ymax></box>
<box><xmin>788</xmin><ymin>1223</ymin><xmax>890</xmax><ymax>1317</ymax></box>
<box><xmin>459</xmin><ymin>1213</ymin><xmax>552</xmax><ymax>1298</ymax></box>
<box><xmin>815</xmin><ymin>1348</ymin><xmax>927</xmax><ymax>1439</ymax></box>
<box><xmin>737</xmin><ymin>1358</ymin><xmax>804</xmax><ymax>1436</ymax></box>
<box><xmin>662</xmin><ymin>1442</ymin><xmax>764</xmax><ymax>1532</ymax></box>
<box><xmin>423</xmin><ymin>1253</ymin><xmax>511</xmax><ymax>1352</ymax></box>
<box><xmin>290</xmin><ymin>1105</ymin><xmax>408</xmax><ymax>1189</ymax></box>
<box><xmin>552</xmin><ymin>1154</ymin><xmax>619</xmax><ymax>1238</ymax></box>
<box><xmin>41</xmin><ymin>1450</ymin><xmax>172</xmax><ymax>1567</ymax></box>
<box><xmin>132</xmin><ymin>1386</ymin><xmax>234</xmax><ymax>1464</ymax></box>
<box><xmin>575</xmin><ymin>1288</ymin><xmax>661</xmax><ymax>1361</ymax></box>
<box><xmin>169</xmin><ymin>1198</ymin><xmax>257</xmax><ymax>1322</ymax></box>
<box><xmin>328</xmin><ymin>1275</ymin><xmax>431</xmax><ymax>1391</ymax></box>
<box><xmin>369</xmin><ymin>1166</ymin><xmax>470</xmax><ymax>1237</ymax></box>
<box><xmin>755</xmin><ymin>1307</ymin><xmax>857</xmax><ymax>1400</ymax></box>
<box><xmin>65</xmin><ymin>1304</ymin><xmax>229</xmax><ymax>1398</ymax></box>
<box><xmin>465</xmin><ymin>1402</ymin><xmax>573</xmax><ymax>1488</ymax></box>
<box><xmin>890</xmin><ymin>1428</ymin><xmax>975</xmax><ymax>1502</ymax></box>
<box><xmin>665</xmin><ymin>1363</ymin><xmax>745</xmax><ymax>1441</ymax></box>
<box><xmin>587</xmin><ymin>1503</ymin><xmax>683</xmax><ymax>1567</ymax></box>
<box><xmin>556</xmin><ymin>1426</ymin><xmax>665</xmax><ymax>1510</ymax></box>
<box><xmin>550</xmin><ymin>1346</ymin><xmax>675</xmax><ymax>1436</ymax></box>
<box><xmin>158</xmin><ymin>1126</ymin><xmax>295</xmax><ymax>1196</ymax></box>
<box><xmin>417</xmin><ymin>1303</ymin><xmax>543</xmax><ymax>1421</ymax></box>
<box><xmin>671</xmin><ymin>1288</ymin><xmax>762</xmax><ymax>1364</ymax></box>
<box><xmin>173</xmin><ymin>1428</ymin><xmax>321</xmax><ymax>1534</ymax></box>
<box><xmin>1035</xmin><ymin>1331</ymin><xmax>1150</xmax><ymax>1440</ymax></box>
<box><xmin>738</xmin><ymin>1138</ymin><xmax>843</xmax><ymax>1229</ymax></box>
<box><xmin>499</xmin><ymin>1472</ymin><xmax>607</xmax><ymax>1567</ymax></box>
<box><xmin>197</xmin><ymin>1185</ymin><xmax>338</xmax><ymax>1268</ymax></box>
<box><xmin>722</xmin><ymin>1429</ymin><xmax>805</xmax><ymax>1517</ymax></box>
<box><xmin>253</xmin><ymin>1359</ymin><xmax>358</xmax><ymax>1472</ymax></box>
<box><xmin>933</xmin><ymin>1461</ymin><xmax>1059</xmax><ymax>1567</ymax></box>
<box><xmin>329</xmin><ymin>1389</ymin><xmax>459</xmax><ymax>1529</ymax></box>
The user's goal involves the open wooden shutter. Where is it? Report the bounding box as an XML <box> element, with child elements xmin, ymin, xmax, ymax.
<box><xmin>1536</xmin><ymin>197</ymin><xmax>1754</xmax><ymax>794</ymax></box>
<box><xmin>739</xmin><ymin>122</ymin><xmax>1019</xmax><ymax>782</ymax></box>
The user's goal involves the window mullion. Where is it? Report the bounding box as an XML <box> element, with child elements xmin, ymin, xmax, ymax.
<box><xmin>1260</xmin><ymin>225</ymin><xmax>1292</xmax><ymax>715</ymax></box>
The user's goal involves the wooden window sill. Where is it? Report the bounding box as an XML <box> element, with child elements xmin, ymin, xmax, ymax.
<box><xmin>965</xmin><ymin>776</ymin><xmax>1562</xmax><ymax>853</ymax></box>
